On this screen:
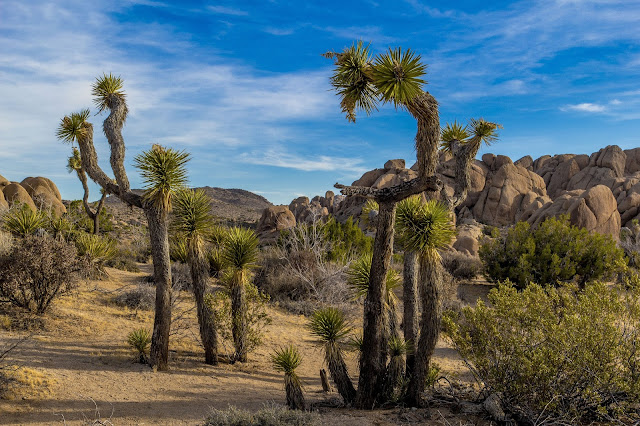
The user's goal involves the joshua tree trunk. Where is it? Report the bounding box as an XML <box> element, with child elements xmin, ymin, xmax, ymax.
<box><xmin>190</xmin><ymin>246</ymin><xmax>218</xmax><ymax>365</ymax></box>
<box><xmin>285</xmin><ymin>376</ymin><xmax>306</xmax><ymax>410</ymax></box>
<box><xmin>406</xmin><ymin>256</ymin><xmax>441</xmax><ymax>407</ymax></box>
<box><xmin>403</xmin><ymin>250</ymin><xmax>419</xmax><ymax>378</ymax></box>
<box><xmin>328</xmin><ymin>345</ymin><xmax>357</xmax><ymax>404</ymax></box>
<box><xmin>382</xmin><ymin>353</ymin><xmax>405</xmax><ymax>402</ymax></box>
<box><xmin>146</xmin><ymin>207</ymin><xmax>172</xmax><ymax>371</ymax></box>
<box><xmin>76</xmin><ymin>167</ymin><xmax>107</xmax><ymax>234</ymax></box>
<box><xmin>231</xmin><ymin>271</ymin><xmax>247</xmax><ymax>362</ymax></box>
<box><xmin>355</xmin><ymin>200</ymin><xmax>396</xmax><ymax>408</ymax></box>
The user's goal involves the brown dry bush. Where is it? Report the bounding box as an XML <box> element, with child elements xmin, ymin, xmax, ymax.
<box><xmin>441</xmin><ymin>251</ymin><xmax>482</xmax><ymax>281</ymax></box>
<box><xmin>0</xmin><ymin>235</ymin><xmax>89</xmax><ymax>314</ymax></box>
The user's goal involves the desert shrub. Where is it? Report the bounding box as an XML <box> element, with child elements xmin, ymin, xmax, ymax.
<box><xmin>2</xmin><ymin>206</ymin><xmax>47</xmax><ymax>237</ymax></box>
<box><xmin>0</xmin><ymin>231</ymin><xmax>12</xmax><ymax>256</ymax></box>
<box><xmin>0</xmin><ymin>235</ymin><xmax>88</xmax><ymax>314</ymax></box>
<box><xmin>480</xmin><ymin>216</ymin><xmax>625</xmax><ymax>288</ymax></box>
<box><xmin>75</xmin><ymin>233</ymin><xmax>117</xmax><ymax>275</ymax></box>
<box><xmin>206</xmin><ymin>283</ymin><xmax>271</xmax><ymax>355</ymax></box>
<box><xmin>322</xmin><ymin>217</ymin><xmax>372</xmax><ymax>261</ymax></box>
<box><xmin>113</xmin><ymin>283</ymin><xmax>155</xmax><ymax>310</ymax></box>
<box><xmin>127</xmin><ymin>328</ymin><xmax>151</xmax><ymax>363</ymax></box>
<box><xmin>169</xmin><ymin>238</ymin><xmax>188</xmax><ymax>263</ymax></box>
<box><xmin>106</xmin><ymin>247</ymin><xmax>141</xmax><ymax>272</ymax></box>
<box><xmin>441</xmin><ymin>252</ymin><xmax>482</xmax><ymax>281</ymax></box>
<box><xmin>66</xmin><ymin>200</ymin><xmax>113</xmax><ymax>234</ymax></box>
<box><xmin>171</xmin><ymin>262</ymin><xmax>192</xmax><ymax>291</ymax></box>
<box><xmin>207</xmin><ymin>247</ymin><xmax>224</xmax><ymax>277</ymax></box>
<box><xmin>47</xmin><ymin>215</ymin><xmax>73</xmax><ymax>241</ymax></box>
<box><xmin>444</xmin><ymin>282</ymin><xmax>640</xmax><ymax>423</ymax></box>
<box><xmin>204</xmin><ymin>403</ymin><xmax>319</xmax><ymax>426</ymax></box>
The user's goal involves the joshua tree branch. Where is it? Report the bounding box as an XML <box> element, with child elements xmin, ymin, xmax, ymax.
<box><xmin>407</xmin><ymin>92</ymin><xmax>440</xmax><ymax>178</ymax></box>
<box><xmin>77</xmin><ymin>122</ymin><xmax>142</xmax><ymax>208</ymax></box>
<box><xmin>335</xmin><ymin>175</ymin><xmax>442</xmax><ymax>203</ymax></box>
<box><xmin>440</xmin><ymin>138</ymin><xmax>482</xmax><ymax>210</ymax></box>
<box><xmin>103</xmin><ymin>94</ymin><xmax>131</xmax><ymax>194</ymax></box>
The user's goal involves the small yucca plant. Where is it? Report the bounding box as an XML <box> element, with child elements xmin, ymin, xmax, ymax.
<box><xmin>75</xmin><ymin>233</ymin><xmax>117</xmax><ymax>275</ymax></box>
<box><xmin>307</xmin><ymin>307</ymin><xmax>356</xmax><ymax>404</ymax></box>
<box><xmin>49</xmin><ymin>215</ymin><xmax>72</xmax><ymax>241</ymax></box>
<box><xmin>207</xmin><ymin>248</ymin><xmax>224</xmax><ymax>278</ymax></box>
<box><xmin>271</xmin><ymin>345</ymin><xmax>305</xmax><ymax>410</ymax></box>
<box><xmin>2</xmin><ymin>206</ymin><xmax>47</xmax><ymax>237</ymax></box>
<box><xmin>382</xmin><ymin>336</ymin><xmax>411</xmax><ymax>401</ymax></box>
<box><xmin>169</xmin><ymin>238</ymin><xmax>189</xmax><ymax>263</ymax></box>
<box><xmin>127</xmin><ymin>328</ymin><xmax>151</xmax><ymax>364</ymax></box>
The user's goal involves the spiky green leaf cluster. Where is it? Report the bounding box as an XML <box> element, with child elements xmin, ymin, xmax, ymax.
<box><xmin>75</xmin><ymin>233</ymin><xmax>117</xmax><ymax>264</ymax></box>
<box><xmin>169</xmin><ymin>237</ymin><xmax>189</xmax><ymax>263</ymax></box>
<box><xmin>173</xmin><ymin>189</ymin><xmax>213</xmax><ymax>239</ymax></box>
<box><xmin>328</xmin><ymin>41</ymin><xmax>378</xmax><ymax>122</ymax></box>
<box><xmin>388</xmin><ymin>336</ymin><xmax>410</xmax><ymax>357</ymax></box>
<box><xmin>371</xmin><ymin>47</ymin><xmax>426</xmax><ymax>109</ymax></box>
<box><xmin>469</xmin><ymin>118</ymin><xmax>502</xmax><ymax>146</ymax></box>
<box><xmin>56</xmin><ymin>109</ymin><xmax>91</xmax><ymax>144</ymax></box>
<box><xmin>307</xmin><ymin>307</ymin><xmax>352</xmax><ymax>344</ymax></box>
<box><xmin>134</xmin><ymin>145</ymin><xmax>190</xmax><ymax>212</ymax></box>
<box><xmin>92</xmin><ymin>73</ymin><xmax>126</xmax><ymax>113</ymax></box>
<box><xmin>440</xmin><ymin>118</ymin><xmax>502</xmax><ymax>154</ymax></box>
<box><xmin>66</xmin><ymin>147</ymin><xmax>82</xmax><ymax>173</ymax></box>
<box><xmin>271</xmin><ymin>345</ymin><xmax>303</xmax><ymax>376</ymax></box>
<box><xmin>440</xmin><ymin>121</ymin><xmax>470</xmax><ymax>154</ymax></box>
<box><xmin>222</xmin><ymin>227</ymin><xmax>259</xmax><ymax>270</ymax></box>
<box><xmin>347</xmin><ymin>254</ymin><xmax>401</xmax><ymax>302</ymax></box>
<box><xmin>395</xmin><ymin>196</ymin><xmax>456</xmax><ymax>257</ymax></box>
<box><xmin>127</xmin><ymin>328</ymin><xmax>151</xmax><ymax>355</ymax></box>
<box><xmin>3</xmin><ymin>206</ymin><xmax>47</xmax><ymax>237</ymax></box>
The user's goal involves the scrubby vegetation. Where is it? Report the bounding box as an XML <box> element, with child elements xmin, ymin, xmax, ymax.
<box><xmin>480</xmin><ymin>216</ymin><xmax>626</xmax><ymax>288</ymax></box>
<box><xmin>204</xmin><ymin>404</ymin><xmax>319</xmax><ymax>426</ymax></box>
<box><xmin>0</xmin><ymin>235</ymin><xmax>88</xmax><ymax>314</ymax></box>
<box><xmin>127</xmin><ymin>328</ymin><xmax>152</xmax><ymax>364</ymax></box>
<box><xmin>444</xmin><ymin>282</ymin><xmax>640</xmax><ymax>423</ymax></box>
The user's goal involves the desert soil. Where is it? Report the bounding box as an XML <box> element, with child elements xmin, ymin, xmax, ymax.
<box><xmin>0</xmin><ymin>265</ymin><xmax>493</xmax><ymax>425</ymax></box>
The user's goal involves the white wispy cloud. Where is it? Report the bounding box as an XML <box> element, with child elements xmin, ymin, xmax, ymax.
<box><xmin>239</xmin><ymin>150</ymin><xmax>368</xmax><ymax>174</ymax></box>
<box><xmin>207</xmin><ymin>5</ymin><xmax>248</xmax><ymax>16</ymax></box>
<box><xmin>562</xmin><ymin>103</ymin><xmax>607</xmax><ymax>113</ymax></box>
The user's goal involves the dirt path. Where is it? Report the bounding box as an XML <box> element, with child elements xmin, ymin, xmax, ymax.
<box><xmin>0</xmin><ymin>267</ymin><xmax>485</xmax><ymax>425</ymax></box>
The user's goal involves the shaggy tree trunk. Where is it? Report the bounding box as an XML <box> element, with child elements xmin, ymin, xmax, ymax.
<box><xmin>403</xmin><ymin>250</ymin><xmax>419</xmax><ymax>378</ymax></box>
<box><xmin>190</xmin><ymin>246</ymin><xmax>218</xmax><ymax>365</ymax></box>
<box><xmin>76</xmin><ymin>168</ymin><xmax>107</xmax><ymax>234</ymax></box>
<box><xmin>382</xmin><ymin>354</ymin><xmax>405</xmax><ymax>402</ymax></box>
<box><xmin>231</xmin><ymin>270</ymin><xmax>247</xmax><ymax>362</ymax></box>
<box><xmin>328</xmin><ymin>345</ymin><xmax>356</xmax><ymax>404</ymax></box>
<box><xmin>103</xmin><ymin>94</ymin><xmax>131</xmax><ymax>194</ymax></box>
<box><xmin>146</xmin><ymin>207</ymin><xmax>172</xmax><ymax>371</ymax></box>
<box><xmin>285</xmin><ymin>375</ymin><xmax>306</xmax><ymax>410</ymax></box>
<box><xmin>406</xmin><ymin>256</ymin><xmax>442</xmax><ymax>407</ymax></box>
<box><xmin>355</xmin><ymin>201</ymin><xmax>396</xmax><ymax>409</ymax></box>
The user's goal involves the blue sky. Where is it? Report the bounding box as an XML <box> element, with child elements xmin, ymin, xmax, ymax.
<box><xmin>1</xmin><ymin>0</ymin><xmax>640</xmax><ymax>205</ymax></box>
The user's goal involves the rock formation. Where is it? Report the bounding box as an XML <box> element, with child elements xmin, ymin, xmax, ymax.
<box><xmin>256</xmin><ymin>205</ymin><xmax>296</xmax><ymax>242</ymax></box>
<box><xmin>0</xmin><ymin>174</ymin><xmax>65</xmax><ymax>215</ymax></box>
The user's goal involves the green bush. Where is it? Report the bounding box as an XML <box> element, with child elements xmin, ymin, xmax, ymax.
<box><xmin>205</xmin><ymin>283</ymin><xmax>271</xmax><ymax>354</ymax></box>
<box><xmin>323</xmin><ymin>217</ymin><xmax>372</xmax><ymax>262</ymax></box>
<box><xmin>204</xmin><ymin>404</ymin><xmax>319</xmax><ymax>426</ymax></box>
<box><xmin>444</xmin><ymin>282</ymin><xmax>640</xmax><ymax>423</ymax></box>
<box><xmin>66</xmin><ymin>200</ymin><xmax>114</xmax><ymax>234</ymax></box>
<box><xmin>75</xmin><ymin>233</ymin><xmax>117</xmax><ymax>275</ymax></box>
<box><xmin>127</xmin><ymin>328</ymin><xmax>151</xmax><ymax>363</ymax></box>
<box><xmin>479</xmin><ymin>216</ymin><xmax>625</xmax><ymax>288</ymax></box>
<box><xmin>2</xmin><ymin>206</ymin><xmax>47</xmax><ymax>237</ymax></box>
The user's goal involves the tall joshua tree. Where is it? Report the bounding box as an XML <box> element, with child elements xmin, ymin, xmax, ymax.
<box><xmin>56</xmin><ymin>74</ymin><xmax>189</xmax><ymax>370</ymax></box>
<box><xmin>66</xmin><ymin>146</ymin><xmax>107</xmax><ymax>234</ymax></box>
<box><xmin>395</xmin><ymin>197</ymin><xmax>455</xmax><ymax>406</ymax></box>
<box><xmin>326</xmin><ymin>42</ymin><xmax>498</xmax><ymax>407</ymax></box>
<box><xmin>222</xmin><ymin>227</ymin><xmax>259</xmax><ymax>362</ymax></box>
<box><xmin>173</xmin><ymin>188</ymin><xmax>219</xmax><ymax>365</ymax></box>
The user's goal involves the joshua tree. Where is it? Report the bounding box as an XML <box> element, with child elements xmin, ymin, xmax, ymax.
<box><xmin>326</xmin><ymin>41</ymin><xmax>499</xmax><ymax>407</ymax></box>
<box><xmin>271</xmin><ymin>345</ymin><xmax>306</xmax><ymax>410</ymax></box>
<box><xmin>173</xmin><ymin>188</ymin><xmax>219</xmax><ymax>365</ymax></box>
<box><xmin>307</xmin><ymin>307</ymin><xmax>356</xmax><ymax>404</ymax></box>
<box><xmin>395</xmin><ymin>197</ymin><xmax>455</xmax><ymax>406</ymax></box>
<box><xmin>56</xmin><ymin>74</ymin><xmax>190</xmax><ymax>370</ymax></box>
<box><xmin>222</xmin><ymin>227</ymin><xmax>259</xmax><ymax>362</ymax></box>
<box><xmin>381</xmin><ymin>336</ymin><xmax>410</xmax><ymax>402</ymax></box>
<box><xmin>65</xmin><ymin>146</ymin><xmax>107</xmax><ymax>234</ymax></box>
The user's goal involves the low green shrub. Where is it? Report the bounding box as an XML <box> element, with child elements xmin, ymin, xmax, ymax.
<box><xmin>204</xmin><ymin>404</ymin><xmax>319</xmax><ymax>426</ymax></box>
<box><xmin>206</xmin><ymin>283</ymin><xmax>271</xmax><ymax>355</ymax></box>
<box><xmin>480</xmin><ymin>216</ymin><xmax>626</xmax><ymax>288</ymax></box>
<box><xmin>444</xmin><ymin>282</ymin><xmax>640</xmax><ymax>423</ymax></box>
<box><xmin>127</xmin><ymin>328</ymin><xmax>151</xmax><ymax>364</ymax></box>
<box><xmin>75</xmin><ymin>233</ymin><xmax>117</xmax><ymax>275</ymax></box>
<box><xmin>2</xmin><ymin>206</ymin><xmax>47</xmax><ymax>237</ymax></box>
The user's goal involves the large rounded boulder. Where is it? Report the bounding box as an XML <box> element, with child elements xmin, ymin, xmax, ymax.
<box><xmin>257</xmin><ymin>205</ymin><xmax>296</xmax><ymax>241</ymax></box>
<box><xmin>20</xmin><ymin>177</ymin><xmax>66</xmax><ymax>216</ymax></box>
<box><xmin>3</xmin><ymin>183</ymin><xmax>37</xmax><ymax>211</ymax></box>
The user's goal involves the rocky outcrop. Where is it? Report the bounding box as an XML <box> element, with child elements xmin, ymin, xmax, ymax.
<box><xmin>0</xmin><ymin>190</ymin><xmax>8</xmax><ymax>211</ymax></box>
<box><xmin>20</xmin><ymin>176</ymin><xmax>66</xmax><ymax>216</ymax></box>
<box><xmin>3</xmin><ymin>183</ymin><xmax>37</xmax><ymax>211</ymax></box>
<box><xmin>453</xmin><ymin>223</ymin><xmax>483</xmax><ymax>257</ymax></box>
<box><xmin>0</xmin><ymin>174</ymin><xmax>8</xmax><ymax>188</ymax></box>
<box><xmin>256</xmin><ymin>205</ymin><xmax>296</xmax><ymax>241</ymax></box>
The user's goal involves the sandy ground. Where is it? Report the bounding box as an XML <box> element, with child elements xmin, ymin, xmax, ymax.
<box><xmin>0</xmin><ymin>265</ymin><xmax>493</xmax><ymax>425</ymax></box>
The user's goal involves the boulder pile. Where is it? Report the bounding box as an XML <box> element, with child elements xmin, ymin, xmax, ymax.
<box><xmin>0</xmin><ymin>173</ymin><xmax>66</xmax><ymax>216</ymax></box>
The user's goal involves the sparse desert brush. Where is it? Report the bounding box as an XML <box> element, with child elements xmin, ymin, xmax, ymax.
<box><xmin>127</xmin><ymin>328</ymin><xmax>151</xmax><ymax>363</ymax></box>
<box><xmin>75</xmin><ymin>233</ymin><xmax>117</xmax><ymax>275</ymax></box>
<box><xmin>0</xmin><ymin>231</ymin><xmax>12</xmax><ymax>256</ymax></box>
<box><xmin>0</xmin><ymin>235</ymin><xmax>88</xmax><ymax>314</ymax></box>
<box><xmin>114</xmin><ymin>283</ymin><xmax>155</xmax><ymax>311</ymax></box>
<box><xmin>444</xmin><ymin>281</ymin><xmax>640</xmax><ymax>423</ymax></box>
<box><xmin>105</xmin><ymin>247</ymin><xmax>141</xmax><ymax>273</ymax></box>
<box><xmin>2</xmin><ymin>205</ymin><xmax>47</xmax><ymax>237</ymax></box>
<box><xmin>441</xmin><ymin>251</ymin><xmax>482</xmax><ymax>281</ymax></box>
<box><xmin>204</xmin><ymin>403</ymin><xmax>319</xmax><ymax>426</ymax></box>
<box><xmin>1</xmin><ymin>366</ymin><xmax>54</xmax><ymax>400</ymax></box>
<box><xmin>271</xmin><ymin>345</ymin><xmax>305</xmax><ymax>410</ymax></box>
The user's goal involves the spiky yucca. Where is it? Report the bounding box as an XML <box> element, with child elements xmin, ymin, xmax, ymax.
<box><xmin>75</xmin><ymin>233</ymin><xmax>117</xmax><ymax>275</ymax></box>
<box><xmin>307</xmin><ymin>307</ymin><xmax>356</xmax><ymax>404</ymax></box>
<box><xmin>173</xmin><ymin>188</ymin><xmax>219</xmax><ymax>364</ymax></box>
<box><xmin>222</xmin><ymin>227</ymin><xmax>259</xmax><ymax>362</ymax></box>
<box><xmin>440</xmin><ymin>118</ymin><xmax>502</xmax><ymax>154</ymax></box>
<box><xmin>134</xmin><ymin>145</ymin><xmax>190</xmax><ymax>213</ymax></box>
<box><xmin>92</xmin><ymin>73</ymin><xmax>126</xmax><ymax>114</ymax></box>
<box><xmin>170</xmin><ymin>238</ymin><xmax>189</xmax><ymax>263</ymax></box>
<box><xmin>382</xmin><ymin>336</ymin><xmax>411</xmax><ymax>401</ymax></box>
<box><xmin>127</xmin><ymin>328</ymin><xmax>151</xmax><ymax>363</ymax></box>
<box><xmin>271</xmin><ymin>345</ymin><xmax>305</xmax><ymax>410</ymax></box>
<box><xmin>49</xmin><ymin>216</ymin><xmax>72</xmax><ymax>241</ymax></box>
<box><xmin>56</xmin><ymin>109</ymin><xmax>91</xmax><ymax>144</ymax></box>
<box><xmin>2</xmin><ymin>206</ymin><xmax>47</xmax><ymax>237</ymax></box>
